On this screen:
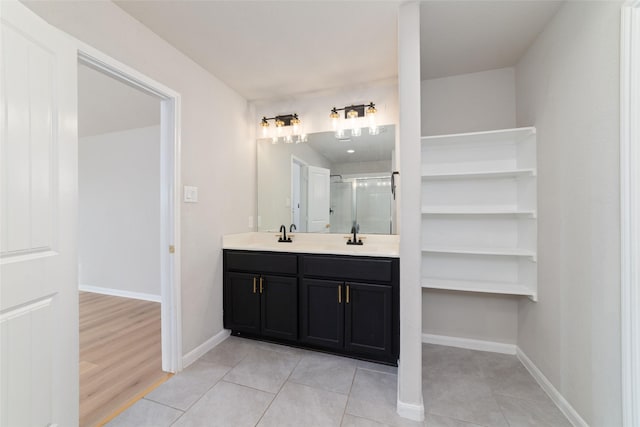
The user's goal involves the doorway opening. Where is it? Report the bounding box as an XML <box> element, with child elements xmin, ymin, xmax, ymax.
<box><xmin>76</xmin><ymin>48</ymin><xmax>182</xmax><ymax>425</ymax></box>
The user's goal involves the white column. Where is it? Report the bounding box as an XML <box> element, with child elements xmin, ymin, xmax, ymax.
<box><xmin>397</xmin><ymin>1</ymin><xmax>424</xmax><ymax>421</ymax></box>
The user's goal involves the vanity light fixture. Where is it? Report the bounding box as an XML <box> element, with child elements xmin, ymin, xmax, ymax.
<box><xmin>329</xmin><ymin>102</ymin><xmax>378</xmax><ymax>138</ymax></box>
<box><xmin>260</xmin><ymin>113</ymin><xmax>306</xmax><ymax>144</ymax></box>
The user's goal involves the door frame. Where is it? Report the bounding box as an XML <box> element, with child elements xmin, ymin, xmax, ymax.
<box><xmin>291</xmin><ymin>155</ymin><xmax>308</xmax><ymax>231</ymax></box>
<box><xmin>77</xmin><ymin>44</ymin><xmax>183</xmax><ymax>373</ymax></box>
<box><xmin>621</xmin><ymin>1</ymin><xmax>640</xmax><ymax>425</ymax></box>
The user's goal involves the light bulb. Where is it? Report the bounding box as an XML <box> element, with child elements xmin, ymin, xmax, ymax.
<box><xmin>330</xmin><ymin>108</ymin><xmax>340</xmax><ymax>131</ymax></box>
<box><xmin>366</xmin><ymin>103</ymin><xmax>378</xmax><ymax>135</ymax></box>
<box><xmin>275</xmin><ymin>118</ymin><xmax>284</xmax><ymax>136</ymax></box>
<box><xmin>291</xmin><ymin>115</ymin><xmax>301</xmax><ymax>135</ymax></box>
<box><xmin>347</xmin><ymin>109</ymin><xmax>361</xmax><ymax>137</ymax></box>
<box><xmin>260</xmin><ymin>117</ymin><xmax>270</xmax><ymax>138</ymax></box>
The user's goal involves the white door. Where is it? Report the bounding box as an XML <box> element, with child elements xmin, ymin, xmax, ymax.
<box><xmin>306</xmin><ymin>166</ymin><xmax>330</xmax><ymax>233</ymax></box>
<box><xmin>0</xmin><ymin>2</ymin><xmax>79</xmax><ymax>426</ymax></box>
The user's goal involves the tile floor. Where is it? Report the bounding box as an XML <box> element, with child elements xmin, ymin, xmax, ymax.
<box><xmin>107</xmin><ymin>337</ymin><xmax>572</xmax><ymax>427</ymax></box>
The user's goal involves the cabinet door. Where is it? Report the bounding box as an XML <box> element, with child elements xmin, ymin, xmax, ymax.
<box><xmin>344</xmin><ymin>282</ymin><xmax>393</xmax><ymax>360</ymax></box>
<box><xmin>300</xmin><ymin>279</ymin><xmax>344</xmax><ymax>350</ymax></box>
<box><xmin>260</xmin><ymin>275</ymin><xmax>298</xmax><ymax>341</ymax></box>
<box><xmin>225</xmin><ymin>272</ymin><xmax>260</xmax><ymax>334</ymax></box>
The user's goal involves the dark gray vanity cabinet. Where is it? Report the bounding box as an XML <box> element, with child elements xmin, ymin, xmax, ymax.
<box><xmin>223</xmin><ymin>251</ymin><xmax>298</xmax><ymax>341</ymax></box>
<box><xmin>223</xmin><ymin>249</ymin><xmax>399</xmax><ymax>365</ymax></box>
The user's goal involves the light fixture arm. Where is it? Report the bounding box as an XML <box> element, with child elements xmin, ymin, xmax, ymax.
<box><xmin>330</xmin><ymin>102</ymin><xmax>376</xmax><ymax>119</ymax></box>
<box><xmin>261</xmin><ymin>113</ymin><xmax>299</xmax><ymax>127</ymax></box>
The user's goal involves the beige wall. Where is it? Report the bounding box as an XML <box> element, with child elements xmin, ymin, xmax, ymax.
<box><xmin>24</xmin><ymin>1</ymin><xmax>255</xmax><ymax>356</ymax></box>
<box><xmin>422</xmin><ymin>290</ymin><xmax>518</xmax><ymax>344</ymax></box>
<box><xmin>515</xmin><ymin>2</ymin><xmax>622</xmax><ymax>424</ymax></box>
<box><xmin>421</xmin><ymin>67</ymin><xmax>520</xmax><ymax>345</ymax></box>
<box><xmin>79</xmin><ymin>126</ymin><xmax>161</xmax><ymax>297</ymax></box>
<box><xmin>421</xmin><ymin>67</ymin><xmax>516</xmax><ymax>136</ymax></box>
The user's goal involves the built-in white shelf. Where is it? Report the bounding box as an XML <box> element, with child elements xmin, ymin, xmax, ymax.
<box><xmin>421</xmin><ymin>277</ymin><xmax>535</xmax><ymax>299</ymax></box>
<box><xmin>420</xmin><ymin>126</ymin><xmax>538</xmax><ymax>300</ymax></box>
<box><xmin>421</xmin><ymin>168</ymin><xmax>536</xmax><ymax>180</ymax></box>
<box><xmin>421</xmin><ymin>126</ymin><xmax>536</xmax><ymax>145</ymax></box>
<box><xmin>421</xmin><ymin>206</ymin><xmax>536</xmax><ymax>217</ymax></box>
<box><xmin>422</xmin><ymin>245</ymin><xmax>536</xmax><ymax>260</ymax></box>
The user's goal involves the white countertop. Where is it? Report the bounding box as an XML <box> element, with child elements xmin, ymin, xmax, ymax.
<box><xmin>222</xmin><ymin>232</ymin><xmax>399</xmax><ymax>258</ymax></box>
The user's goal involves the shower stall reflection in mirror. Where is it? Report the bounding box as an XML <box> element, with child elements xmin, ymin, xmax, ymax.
<box><xmin>330</xmin><ymin>174</ymin><xmax>393</xmax><ymax>234</ymax></box>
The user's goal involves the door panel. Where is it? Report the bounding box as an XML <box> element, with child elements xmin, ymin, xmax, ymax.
<box><xmin>1</xmin><ymin>2</ymin><xmax>78</xmax><ymax>426</ymax></box>
<box><xmin>225</xmin><ymin>272</ymin><xmax>261</xmax><ymax>334</ymax></box>
<box><xmin>300</xmin><ymin>279</ymin><xmax>343</xmax><ymax>349</ymax></box>
<box><xmin>306</xmin><ymin>166</ymin><xmax>330</xmax><ymax>233</ymax></box>
<box><xmin>260</xmin><ymin>275</ymin><xmax>297</xmax><ymax>341</ymax></box>
<box><xmin>344</xmin><ymin>283</ymin><xmax>392</xmax><ymax>359</ymax></box>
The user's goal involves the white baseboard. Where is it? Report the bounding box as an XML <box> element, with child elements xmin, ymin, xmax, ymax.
<box><xmin>396</xmin><ymin>359</ymin><xmax>425</xmax><ymax>421</ymax></box>
<box><xmin>182</xmin><ymin>329</ymin><xmax>231</xmax><ymax>369</ymax></box>
<box><xmin>79</xmin><ymin>284</ymin><xmax>161</xmax><ymax>303</ymax></box>
<box><xmin>422</xmin><ymin>333</ymin><xmax>516</xmax><ymax>355</ymax></box>
<box><xmin>397</xmin><ymin>398</ymin><xmax>425</xmax><ymax>421</ymax></box>
<box><xmin>516</xmin><ymin>347</ymin><xmax>588</xmax><ymax>427</ymax></box>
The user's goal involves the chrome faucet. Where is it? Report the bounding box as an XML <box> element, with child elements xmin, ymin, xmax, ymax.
<box><xmin>347</xmin><ymin>224</ymin><xmax>363</xmax><ymax>246</ymax></box>
<box><xmin>278</xmin><ymin>224</ymin><xmax>292</xmax><ymax>243</ymax></box>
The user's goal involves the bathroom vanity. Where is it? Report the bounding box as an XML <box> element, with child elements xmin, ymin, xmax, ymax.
<box><xmin>222</xmin><ymin>232</ymin><xmax>400</xmax><ymax>365</ymax></box>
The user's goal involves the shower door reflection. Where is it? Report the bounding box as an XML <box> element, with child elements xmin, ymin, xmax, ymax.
<box><xmin>330</xmin><ymin>175</ymin><xmax>392</xmax><ymax>234</ymax></box>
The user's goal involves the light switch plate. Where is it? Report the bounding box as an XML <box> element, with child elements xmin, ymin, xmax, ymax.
<box><xmin>184</xmin><ymin>186</ymin><xmax>198</xmax><ymax>203</ymax></box>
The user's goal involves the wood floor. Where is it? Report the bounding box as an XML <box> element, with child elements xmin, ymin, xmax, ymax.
<box><xmin>79</xmin><ymin>291</ymin><xmax>168</xmax><ymax>427</ymax></box>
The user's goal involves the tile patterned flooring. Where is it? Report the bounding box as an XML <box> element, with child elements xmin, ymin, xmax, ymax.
<box><xmin>107</xmin><ymin>337</ymin><xmax>572</xmax><ymax>427</ymax></box>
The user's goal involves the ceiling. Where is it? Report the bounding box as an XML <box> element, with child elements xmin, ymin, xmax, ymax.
<box><xmin>78</xmin><ymin>63</ymin><xmax>160</xmax><ymax>138</ymax></box>
<box><xmin>420</xmin><ymin>1</ymin><xmax>563</xmax><ymax>80</ymax></box>
<box><xmin>307</xmin><ymin>125</ymin><xmax>395</xmax><ymax>165</ymax></box>
<box><xmin>71</xmin><ymin>1</ymin><xmax>561</xmax><ymax>108</ymax></box>
<box><xmin>114</xmin><ymin>1</ymin><xmax>400</xmax><ymax>101</ymax></box>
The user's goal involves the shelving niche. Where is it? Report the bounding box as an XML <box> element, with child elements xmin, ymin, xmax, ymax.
<box><xmin>420</xmin><ymin>127</ymin><xmax>537</xmax><ymax>300</ymax></box>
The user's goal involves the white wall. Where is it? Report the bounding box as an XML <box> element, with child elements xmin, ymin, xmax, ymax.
<box><xmin>78</xmin><ymin>62</ymin><xmax>159</xmax><ymax>137</ymax></box>
<box><xmin>515</xmin><ymin>2</ymin><xmax>622</xmax><ymax>424</ymax></box>
<box><xmin>422</xmin><ymin>290</ymin><xmax>518</xmax><ymax>344</ymax></box>
<box><xmin>79</xmin><ymin>126</ymin><xmax>161</xmax><ymax>298</ymax></box>
<box><xmin>397</xmin><ymin>1</ymin><xmax>424</xmax><ymax>419</ymax></box>
<box><xmin>24</xmin><ymin>1</ymin><xmax>254</xmax><ymax>356</ymax></box>
<box><xmin>331</xmin><ymin>160</ymin><xmax>392</xmax><ymax>176</ymax></box>
<box><xmin>421</xmin><ymin>67</ymin><xmax>520</xmax><ymax>345</ymax></box>
<box><xmin>257</xmin><ymin>142</ymin><xmax>331</xmax><ymax>232</ymax></box>
<box><xmin>421</xmin><ymin>67</ymin><xmax>516</xmax><ymax>136</ymax></box>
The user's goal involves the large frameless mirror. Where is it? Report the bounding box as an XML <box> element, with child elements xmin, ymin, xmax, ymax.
<box><xmin>257</xmin><ymin>125</ymin><xmax>396</xmax><ymax>234</ymax></box>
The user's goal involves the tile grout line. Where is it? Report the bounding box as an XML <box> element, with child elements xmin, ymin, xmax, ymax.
<box><xmin>166</xmin><ymin>344</ymin><xmax>252</xmax><ymax>426</ymax></box>
<box><xmin>252</xmin><ymin>349</ymin><xmax>306</xmax><ymax>426</ymax></box>
<box><xmin>339</xmin><ymin>365</ymin><xmax>359</xmax><ymax>426</ymax></box>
